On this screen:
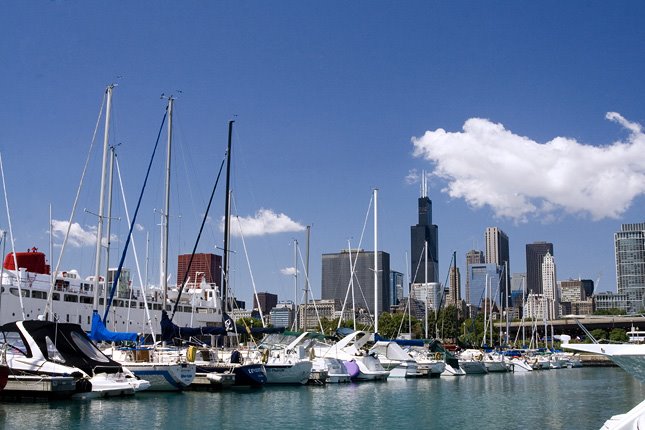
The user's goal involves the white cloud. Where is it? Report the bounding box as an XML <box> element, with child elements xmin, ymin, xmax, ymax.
<box><xmin>51</xmin><ymin>220</ymin><xmax>97</xmax><ymax>247</ymax></box>
<box><xmin>405</xmin><ymin>169</ymin><xmax>420</xmax><ymax>185</ymax></box>
<box><xmin>280</xmin><ymin>267</ymin><xmax>297</xmax><ymax>276</ymax></box>
<box><xmin>226</xmin><ymin>209</ymin><xmax>306</xmax><ymax>237</ymax></box>
<box><xmin>411</xmin><ymin>113</ymin><xmax>645</xmax><ymax>221</ymax></box>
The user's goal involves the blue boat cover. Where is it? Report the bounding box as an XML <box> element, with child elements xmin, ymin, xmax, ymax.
<box><xmin>89</xmin><ymin>310</ymin><xmax>138</xmax><ymax>342</ymax></box>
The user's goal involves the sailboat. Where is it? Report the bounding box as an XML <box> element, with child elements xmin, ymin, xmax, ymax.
<box><xmin>0</xmin><ymin>101</ymin><xmax>150</xmax><ymax>397</ymax></box>
<box><xmin>0</xmin><ymin>88</ymin><xmax>221</xmax><ymax>335</ymax></box>
<box><xmin>158</xmin><ymin>119</ymin><xmax>270</xmax><ymax>389</ymax></box>
<box><xmin>93</xmin><ymin>92</ymin><xmax>196</xmax><ymax>391</ymax></box>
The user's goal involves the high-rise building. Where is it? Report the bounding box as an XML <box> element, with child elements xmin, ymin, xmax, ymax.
<box><xmin>580</xmin><ymin>279</ymin><xmax>595</xmax><ymax>298</ymax></box>
<box><xmin>466</xmin><ymin>249</ymin><xmax>485</xmax><ymax>266</ymax></box>
<box><xmin>466</xmin><ymin>263</ymin><xmax>500</xmax><ymax>307</ymax></box>
<box><xmin>511</xmin><ymin>273</ymin><xmax>527</xmax><ymax>292</ymax></box>
<box><xmin>560</xmin><ymin>279</ymin><xmax>586</xmax><ymax>303</ymax></box>
<box><xmin>465</xmin><ymin>250</ymin><xmax>485</xmax><ymax>304</ymax></box>
<box><xmin>270</xmin><ymin>301</ymin><xmax>294</xmax><ymax>328</ymax></box>
<box><xmin>390</xmin><ymin>270</ymin><xmax>404</xmax><ymax>306</ymax></box>
<box><xmin>509</xmin><ymin>273</ymin><xmax>526</xmax><ymax>309</ymax></box>
<box><xmin>525</xmin><ymin>242</ymin><xmax>554</xmax><ymax>295</ymax></box>
<box><xmin>541</xmin><ymin>252</ymin><xmax>559</xmax><ymax>319</ymax></box>
<box><xmin>410</xmin><ymin>176</ymin><xmax>438</xmax><ymax>284</ymax></box>
<box><xmin>446</xmin><ymin>265</ymin><xmax>461</xmax><ymax>307</ymax></box>
<box><xmin>253</xmin><ymin>292</ymin><xmax>278</xmax><ymax>315</ymax></box>
<box><xmin>177</xmin><ymin>253</ymin><xmax>222</xmax><ymax>287</ymax></box>
<box><xmin>485</xmin><ymin>227</ymin><xmax>511</xmax><ymax>309</ymax></box>
<box><xmin>321</xmin><ymin>249</ymin><xmax>391</xmax><ymax>315</ymax></box>
<box><xmin>615</xmin><ymin>223</ymin><xmax>645</xmax><ymax>313</ymax></box>
<box><xmin>410</xmin><ymin>282</ymin><xmax>443</xmax><ymax>313</ymax></box>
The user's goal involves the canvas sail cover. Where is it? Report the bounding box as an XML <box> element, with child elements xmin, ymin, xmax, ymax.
<box><xmin>89</xmin><ymin>310</ymin><xmax>138</xmax><ymax>343</ymax></box>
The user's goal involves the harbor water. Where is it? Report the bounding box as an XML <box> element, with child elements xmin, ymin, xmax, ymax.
<box><xmin>1</xmin><ymin>367</ymin><xmax>643</xmax><ymax>430</ymax></box>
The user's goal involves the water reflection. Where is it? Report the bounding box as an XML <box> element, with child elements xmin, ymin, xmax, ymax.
<box><xmin>0</xmin><ymin>368</ymin><xmax>641</xmax><ymax>430</ymax></box>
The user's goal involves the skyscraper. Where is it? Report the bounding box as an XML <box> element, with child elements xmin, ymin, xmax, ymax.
<box><xmin>390</xmin><ymin>270</ymin><xmax>404</xmax><ymax>307</ymax></box>
<box><xmin>615</xmin><ymin>223</ymin><xmax>645</xmax><ymax>313</ymax></box>
<box><xmin>253</xmin><ymin>292</ymin><xmax>278</xmax><ymax>315</ymax></box>
<box><xmin>525</xmin><ymin>242</ymin><xmax>554</xmax><ymax>294</ymax></box>
<box><xmin>467</xmin><ymin>263</ymin><xmax>500</xmax><ymax>308</ymax></box>
<box><xmin>177</xmin><ymin>253</ymin><xmax>222</xmax><ymax>287</ymax></box>
<box><xmin>541</xmin><ymin>252</ymin><xmax>558</xmax><ymax>319</ymax></box>
<box><xmin>446</xmin><ymin>265</ymin><xmax>461</xmax><ymax>307</ymax></box>
<box><xmin>485</xmin><ymin>227</ymin><xmax>510</xmax><ymax>308</ymax></box>
<box><xmin>410</xmin><ymin>175</ymin><xmax>438</xmax><ymax>284</ymax></box>
<box><xmin>321</xmin><ymin>249</ymin><xmax>391</xmax><ymax>315</ymax></box>
<box><xmin>465</xmin><ymin>250</ymin><xmax>484</xmax><ymax>305</ymax></box>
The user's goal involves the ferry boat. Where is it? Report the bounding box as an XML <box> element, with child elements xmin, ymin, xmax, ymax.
<box><xmin>0</xmin><ymin>250</ymin><xmax>223</xmax><ymax>336</ymax></box>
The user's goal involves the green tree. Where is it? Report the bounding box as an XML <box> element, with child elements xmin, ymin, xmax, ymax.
<box><xmin>609</xmin><ymin>328</ymin><xmax>629</xmax><ymax>342</ymax></box>
<box><xmin>594</xmin><ymin>308</ymin><xmax>627</xmax><ymax>316</ymax></box>
<box><xmin>437</xmin><ymin>305</ymin><xmax>461</xmax><ymax>341</ymax></box>
<box><xmin>587</xmin><ymin>328</ymin><xmax>608</xmax><ymax>343</ymax></box>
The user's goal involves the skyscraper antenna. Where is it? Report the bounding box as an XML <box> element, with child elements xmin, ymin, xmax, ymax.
<box><xmin>421</xmin><ymin>170</ymin><xmax>428</xmax><ymax>198</ymax></box>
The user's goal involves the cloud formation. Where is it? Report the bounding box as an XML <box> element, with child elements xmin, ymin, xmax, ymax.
<box><xmin>280</xmin><ymin>267</ymin><xmax>297</xmax><ymax>276</ymax></box>
<box><xmin>228</xmin><ymin>209</ymin><xmax>306</xmax><ymax>237</ymax></box>
<box><xmin>411</xmin><ymin>113</ymin><xmax>645</xmax><ymax>221</ymax></box>
<box><xmin>51</xmin><ymin>220</ymin><xmax>97</xmax><ymax>247</ymax></box>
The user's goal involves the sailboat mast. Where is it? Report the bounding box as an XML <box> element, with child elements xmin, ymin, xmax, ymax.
<box><xmin>373</xmin><ymin>188</ymin><xmax>379</xmax><ymax>334</ymax></box>
<box><xmin>304</xmin><ymin>225</ymin><xmax>310</xmax><ymax>331</ymax></box>
<box><xmin>161</xmin><ymin>97</ymin><xmax>173</xmax><ymax>308</ymax></box>
<box><xmin>93</xmin><ymin>84</ymin><xmax>113</xmax><ymax>309</ymax></box>
<box><xmin>222</xmin><ymin>120</ymin><xmax>234</xmax><ymax>312</ymax></box>
<box><xmin>505</xmin><ymin>261</ymin><xmax>510</xmax><ymax>346</ymax></box>
<box><xmin>103</xmin><ymin>146</ymin><xmax>116</xmax><ymax>315</ymax></box>
<box><xmin>424</xmin><ymin>240</ymin><xmax>428</xmax><ymax>339</ymax></box>
<box><xmin>293</xmin><ymin>239</ymin><xmax>298</xmax><ymax>331</ymax></box>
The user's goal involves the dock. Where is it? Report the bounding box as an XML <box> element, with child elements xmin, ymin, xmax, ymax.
<box><xmin>1</xmin><ymin>375</ymin><xmax>78</xmax><ymax>400</ymax></box>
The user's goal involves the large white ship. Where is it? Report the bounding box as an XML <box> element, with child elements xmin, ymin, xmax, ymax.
<box><xmin>0</xmin><ymin>250</ymin><xmax>223</xmax><ymax>336</ymax></box>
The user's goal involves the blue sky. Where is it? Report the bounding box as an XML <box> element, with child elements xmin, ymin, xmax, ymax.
<box><xmin>1</xmin><ymin>1</ymin><xmax>644</xmax><ymax>306</ymax></box>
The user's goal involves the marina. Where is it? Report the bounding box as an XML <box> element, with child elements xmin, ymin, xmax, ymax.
<box><xmin>0</xmin><ymin>367</ymin><xmax>641</xmax><ymax>430</ymax></box>
<box><xmin>3</xmin><ymin>2</ymin><xmax>645</xmax><ymax>429</ymax></box>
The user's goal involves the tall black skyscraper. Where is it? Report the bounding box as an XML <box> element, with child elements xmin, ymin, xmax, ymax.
<box><xmin>526</xmin><ymin>242</ymin><xmax>554</xmax><ymax>294</ymax></box>
<box><xmin>411</xmin><ymin>177</ymin><xmax>438</xmax><ymax>284</ymax></box>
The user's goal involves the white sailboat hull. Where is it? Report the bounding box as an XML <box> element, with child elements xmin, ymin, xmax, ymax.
<box><xmin>265</xmin><ymin>361</ymin><xmax>312</xmax><ymax>385</ymax></box>
<box><xmin>122</xmin><ymin>362</ymin><xmax>196</xmax><ymax>391</ymax></box>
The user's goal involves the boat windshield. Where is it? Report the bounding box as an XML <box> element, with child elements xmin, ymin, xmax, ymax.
<box><xmin>45</xmin><ymin>336</ymin><xmax>66</xmax><ymax>363</ymax></box>
<box><xmin>70</xmin><ymin>331</ymin><xmax>110</xmax><ymax>363</ymax></box>
<box><xmin>1</xmin><ymin>331</ymin><xmax>30</xmax><ymax>357</ymax></box>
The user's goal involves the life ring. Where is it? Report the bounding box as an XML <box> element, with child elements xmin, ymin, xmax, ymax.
<box><xmin>186</xmin><ymin>345</ymin><xmax>197</xmax><ymax>362</ymax></box>
<box><xmin>434</xmin><ymin>352</ymin><xmax>442</xmax><ymax>360</ymax></box>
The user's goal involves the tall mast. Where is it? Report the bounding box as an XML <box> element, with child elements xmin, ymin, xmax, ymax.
<box><xmin>293</xmin><ymin>239</ymin><xmax>298</xmax><ymax>330</ymax></box>
<box><xmin>505</xmin><ymin>261</ymin><xmax>510</xmax><ymax>346</ymax></box>
<box><xmin>424</xmin><ymin>240</ymin><xmax>428</xmax><ymax>339</ymax></box>
<box><xmin>373</xmin><ymin>188</ymin><xmax>379</xmax><ymax>334</ymax></box>
<box><xmin>160</xmin><ymin>96</ymin><xmax>173</xmax><ymax>308</ymax></box>
<box><xmin>222</xmin><ymin>120</ymin><xmax>234</xmax><ymax>312</ymax></box>
<box><xmin>304</xmin><ymin>225</ymin><xmax>310</xmax><ymax>331</ymax></box>
<box><xmin>93</xmin><ymin>84</ymin><xmax>113</xmax><ymax>309</ymax></box>
<box><xmin>103</xmin><ymin>145</ymin><xmax>116</xmax><ymax>315</ymax></box>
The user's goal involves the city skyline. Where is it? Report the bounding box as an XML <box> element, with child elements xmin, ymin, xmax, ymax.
<box><xmin>2</xmin><ymin>3</ymin><xmax>644</xmax><ymax>307</ymax></box>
